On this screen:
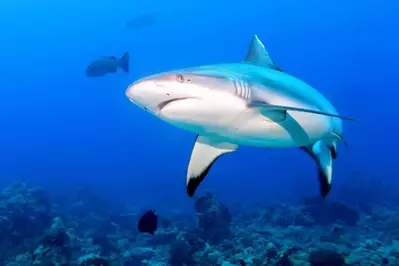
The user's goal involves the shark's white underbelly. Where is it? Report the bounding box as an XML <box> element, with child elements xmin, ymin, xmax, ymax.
<box><xmin>158</xmin><ymin>97</ymin><xmax>333</xmax><ymax>148</ymax></box>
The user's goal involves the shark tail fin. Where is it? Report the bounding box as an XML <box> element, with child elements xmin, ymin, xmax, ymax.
<box><xmin>119</xmin><ymin>52</ymin><xmax>130</xmax><ymax>73</ymax></box>
<box><xmin>301</xmin><ymin>140</ymin><xmax>335</xmax><ymax>198</ymax></box>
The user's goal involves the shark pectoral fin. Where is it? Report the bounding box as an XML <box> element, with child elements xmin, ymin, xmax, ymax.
<box><xmin>249</xmin><ymin>101</ymin><xmax>359</xmax><ymax>121</ymax></box>
<box><xmin>187</xmin><ymin>135</ymin><xmax>237</xmax><ymax>197</ymax></box>
<box><xmin>244</xmin><ymin>35</ymin><xmax>282</xmax><ymax>71</ymax></box>
<box><xmin>302</xmin><ymin>140</ymin><xmax>333</xmax><ymax>198</ymax></box>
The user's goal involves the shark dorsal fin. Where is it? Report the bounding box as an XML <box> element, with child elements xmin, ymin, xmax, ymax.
<box><xmin>244</xmin><ymin>35</ymin><xmax>282</xmax><ymax>71</ymax></box>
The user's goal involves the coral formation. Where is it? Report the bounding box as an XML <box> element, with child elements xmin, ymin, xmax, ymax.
<box><xmin>0</xmin><ymin>182</ymin><xmax>396</xmax><ymax>265</ymax></box>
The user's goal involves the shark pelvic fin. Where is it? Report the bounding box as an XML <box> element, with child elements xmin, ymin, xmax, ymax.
<box><xmin>332</xmin><ymin>131</ymin><xmax>348</xmax><ymax>148</ymax></box>
<box><xmin>244</xmin><ymin>35</ymin><xmax>282</xmax><ymax>71</ymax></box>
<box><xmin>186</xmin><ymin>135</ymin><xmax>237</xmax><ymax>197</ymax></box>
<box><xmin>249</xmin><ymin>101</ymin><xmax>359</xmax><ymax>121</ymax></box>
<box><xmin>301</xmin><ymin>140</ymin><xmax>335</xmax><ymax>198</ymax></box>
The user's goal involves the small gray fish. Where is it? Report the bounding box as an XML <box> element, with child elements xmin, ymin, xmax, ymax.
<box><xmin>86</xmin><ymin>52</ymin><xmax>129</xmax><ymax>77</ymax></box>
<box><xmin>126</xmin><ymin>14</ymin><xmax>156</xmax><ymax>30</ymax></box>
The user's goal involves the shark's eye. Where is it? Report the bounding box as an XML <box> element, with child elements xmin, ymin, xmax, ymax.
<box><xmin>176</xmin><ymin>74</ymin><xmax>185</xmax><ymax>83</ymax></box>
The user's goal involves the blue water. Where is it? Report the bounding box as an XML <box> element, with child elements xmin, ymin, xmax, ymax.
<box><xmin>0</xmin><ymin>0</ymin><xmax>398</xmax><ymax>211</ymax></box>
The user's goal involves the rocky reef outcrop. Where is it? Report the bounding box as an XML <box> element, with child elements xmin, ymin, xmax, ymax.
<box><xmin>0</xmin><ymin>183</ymin><xmax>51</xmax><ymax>262</ymax></box>
<box><xmin>194</xmin><ymin>192</ymin><xmax>232</xmax><ymax>245</ymax></box>
<box><xmin>0</xmin><ymin>182</ymin><xmax>397</xmax><ymax>265</ymax></box>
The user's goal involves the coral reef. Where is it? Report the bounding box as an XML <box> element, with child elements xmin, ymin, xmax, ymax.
<box><xmin>0</xmin><ymin>182</ymin><xmax>397</xmax><ymax>265</ymax></box>
<box><xmin>0</xmin><ymin>183</ymin><xmax>51</xmax><ymax>262</ymax></box>
<box><xmin>194</xmin><ymin>192</ymin><xmax>232</xmax><ymax>245</ymax></box>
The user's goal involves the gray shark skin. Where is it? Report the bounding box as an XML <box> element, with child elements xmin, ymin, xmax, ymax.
<box><xmin>126</xmin><ymin>35</ymin><xmax>357</xmax><ymax>198</ymax></box>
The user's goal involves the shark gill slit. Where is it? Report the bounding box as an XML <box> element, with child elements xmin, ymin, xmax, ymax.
<box><xmin>233</xmin><ymin>79</ymin><xmax>251</xmax><ymax>100</ymax></box>
<box><xmin>234</xmin><ymin>80</ymin><xmax>240</xmax><ymax>97</ymax></box>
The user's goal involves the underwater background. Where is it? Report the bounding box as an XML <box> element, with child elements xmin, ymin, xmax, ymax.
<box><xmin>0</xmin><ymin>0</ymin><xmax>398</xmax><ymax>265</ymax></box>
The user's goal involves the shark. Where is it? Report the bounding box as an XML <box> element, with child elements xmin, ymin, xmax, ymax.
<box><xmin>125</xmin><ymin>35</ymin><xmax>357</xmax><ymax>198</ymax></box>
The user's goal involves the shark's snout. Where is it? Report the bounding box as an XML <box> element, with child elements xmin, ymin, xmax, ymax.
<box><xmin>125</xmin><ymin>84</ymin><xmax>135</xmax><ymax>102</ymax></box>
<box><xmin>126</xmin><ymin>79</ymin><xmax>145</xmax><ymax>100</ymax></box>
<box><xmin>126</xmin><ymin>72</ymin><xmax>210</xmax><ymax>117</ymax></box>
<box><xmin>126</xmin><ymin>77</ymin><xmax>180</xmax><ymax>113</ymax></box>
<box><xmin>125</xmin><ymin>79</ymin><xmax>152</xmax><ymax>110</ymax></box>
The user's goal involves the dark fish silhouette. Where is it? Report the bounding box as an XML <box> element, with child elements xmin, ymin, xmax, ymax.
<box><xmin>138</xmin><ymin>210</ymin><xmax>158</xmax><ymax>235</ymax></box>
<box><xmin>126</xmin><ymin>14</ymin><xmax>156</xmax><ymax>30</ymax></box>
<box><xmin>86</xmin><ymin>52</ymin><xmax>129</xmax><ymax>77</ymax></box>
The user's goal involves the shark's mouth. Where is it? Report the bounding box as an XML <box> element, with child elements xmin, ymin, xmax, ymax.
<box><xmin>156</xmin><ymin>97</ymin><xmax>197</xmax><ymax>114</ymax></box>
